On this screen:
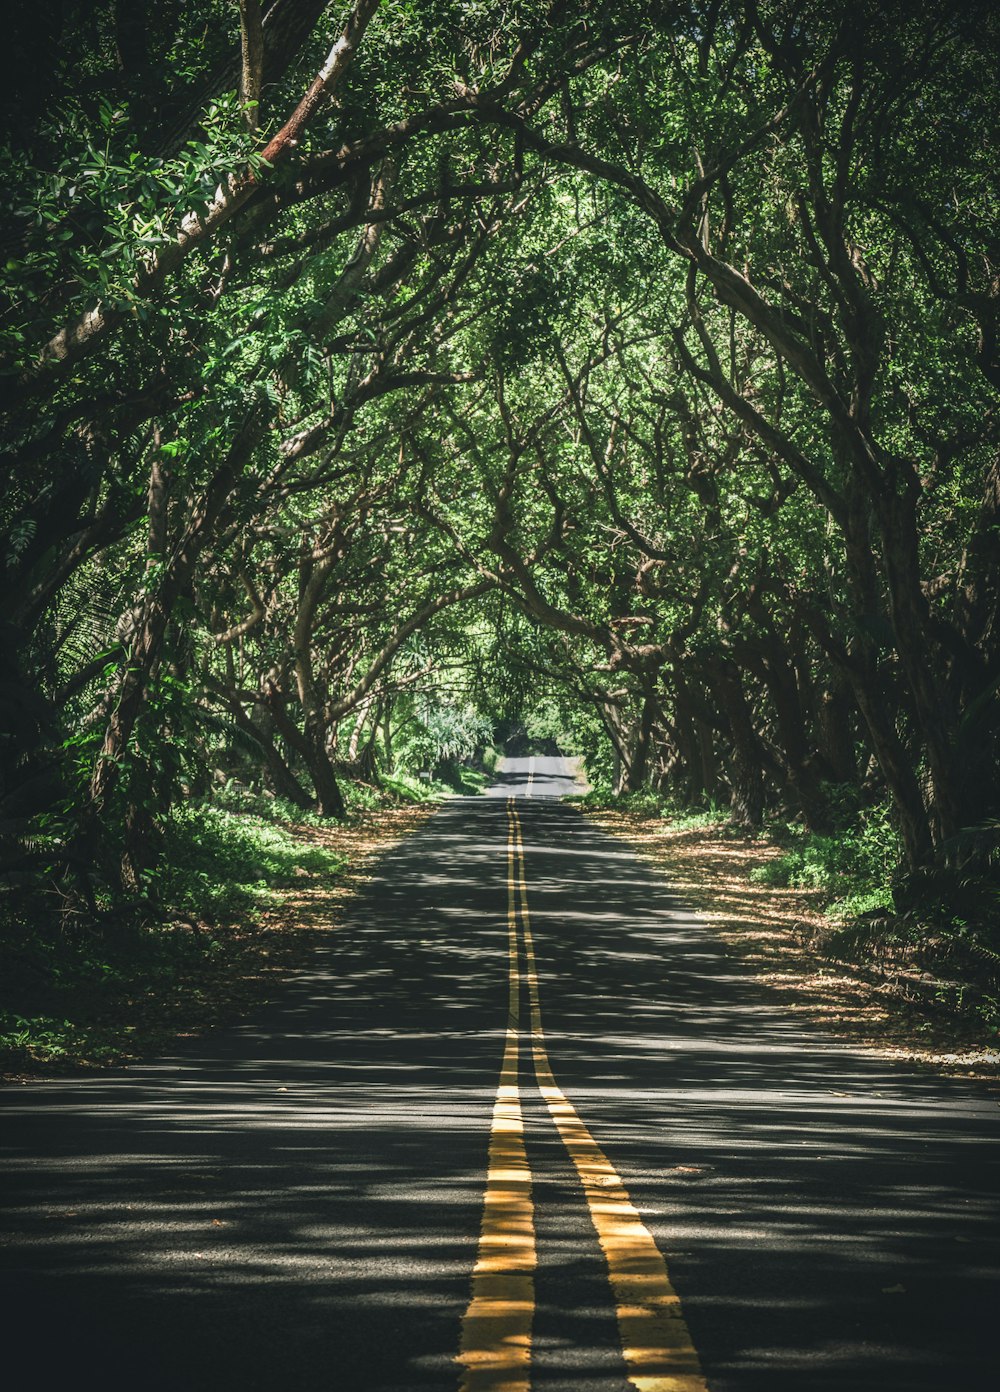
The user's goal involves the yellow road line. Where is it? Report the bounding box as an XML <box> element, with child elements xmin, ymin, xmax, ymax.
<box><xmin>456</xmin><ymin>811</ymin><xmax>536</xmax><ymax>1392</ymax></box>
<box><xmin>509</xmin><ymin>803</ymin><xmax>707</xmax><ymax>1392</ymax></box>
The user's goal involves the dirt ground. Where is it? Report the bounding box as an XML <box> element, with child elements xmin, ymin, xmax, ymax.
<box><xmin>584</xmin><ymin>806</ymin><xmax>1000</xmax><ymax>1086</ymax></box>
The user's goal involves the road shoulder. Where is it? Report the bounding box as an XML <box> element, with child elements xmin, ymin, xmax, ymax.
<box><xmin>583</xmin><ymin>805</ymin><xmax>1000</xmax><ymax>1085</ymax></box>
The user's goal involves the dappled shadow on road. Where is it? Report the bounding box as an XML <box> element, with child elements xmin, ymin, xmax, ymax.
<box><xmin>585</xmin><ymin>806</ymin><xmax>1000</xmax><ymax>1071</ymax></box>
<box><xmin>486</xmin><ymin>753</ymin><xmax>582</xmax><ymax>800</ymax></box>
<box><xmin>514</xmin><ymin>800</ymin><xmax>1000</xmax><ymax>1391</ymax></box>
<box><xmin>2</xmin><ymin>797</ymin><xmax>999</xmax><ymax>1391</ymax></box>
<box><xmin>1</xmin><ymin>804</ymin><xmax>510</xmax><ymax>1392</ymax></box>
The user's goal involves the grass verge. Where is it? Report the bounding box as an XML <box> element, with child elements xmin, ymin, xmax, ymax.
<box><xmin>1</xmin><ymin>800</ymin><xmax>434</xmax><ymax>1079</ymax></box>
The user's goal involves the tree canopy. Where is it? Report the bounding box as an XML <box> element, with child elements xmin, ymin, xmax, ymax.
<box><xmin>2</xmin><ymin>0</ymin><xmax>999</xmax><ymax>939</ymax></box>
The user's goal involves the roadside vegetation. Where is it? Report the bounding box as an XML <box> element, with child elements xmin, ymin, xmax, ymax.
<box><xmin>583</xmin><ymin>784</ymin><xmax>900</xmax><ymax>918</ymax></box>
<box><xmin>0</xmin><ymin>797</ymin><xmax>438</xmax><ymax>1073</ymax></box>
<box><xmin>581</xmin><ymin>785</ymin><xmax>1000</xmax><ymax>1049</ymax></box>
<box><xmin>0</xmin><ymin>708</ymin><xmax>494</xmax><ymax>1071</ymax></box>
<box><xmin>2</xmin><ymin>2</ymin><xmax>999</xmax><ymax>1069</ymax></box>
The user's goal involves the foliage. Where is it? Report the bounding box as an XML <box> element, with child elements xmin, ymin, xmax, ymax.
<box><xmin>392</xmin><ymin>693</ymin><xmax>494</xmax><ymax>773</ymax></box>
<box><xmin>0</xmin><ymin>799</ymin><xmax>345</xmax><ymax>1071</ymax></box>
<box><xmin>1</xmin><ymin>0</ymin><xmax>999</xmax><ymax>1021</ymax></box>
<box><xmin>155</xmin><ymin>803</ymin><xmax>345</xmax><ymax>920</ymax></box>
<box><xmin>751</xmin><ymin>803</ymin><xmax>901</xmax><ymax>916</ymax></box>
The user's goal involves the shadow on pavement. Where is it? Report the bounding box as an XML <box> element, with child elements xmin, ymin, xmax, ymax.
<box><xmin>2</xmin><ymin>794</ymin><xmax>999</xmax><ymax>1391</ymax></box>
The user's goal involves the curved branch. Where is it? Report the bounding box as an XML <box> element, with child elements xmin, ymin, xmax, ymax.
<box><xmin>22</xmin><ymin>0</ymin><xmax>382</xmax><ymax>384</ymax></box>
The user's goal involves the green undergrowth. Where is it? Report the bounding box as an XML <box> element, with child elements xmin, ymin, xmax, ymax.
<box><xmin>0</xmin><ymin>801</ymin><xmax>346</xmax><ymax>1075</ymax></box>
<box><xmin>581</xmin><ymin>783</ymin><xmax>899</xmax><ymax>913</ymax></box>
<box><xmin>340</xmin><ymin>765</ymin><xmax>488</xmax><ymax>801</ymax></box>
<box><xmin>157</xmin><ymin>803</ymin><xmax>346</xmax><ymax>918</ymax></box>
<box><xmin>213</xmin><ymin>773</ymin><xmax>435</xmax><ymax>821</ymax></box>
<box><xmin>577</xmin><ymin>783</ymin><xmax>736</xmax><ymax>832</ymax></box>
<box><xmin>1</xmin><ymin>757</ymin><xmax>491</xmax><ymax>1075</ymax></box>
<box><xmin>442</xmin><ymin>764</ymin><xmax>491</xmax><ymax>794</ymax></box>
<box><xmin>213</xmin><ymin>762</ymin><xmax>487</xmax><ymax>822</ymax></box>
<box><xmin>750</xmin><ymin>802</ymin><xmax>899</xmax><ymax>920</ymax></box>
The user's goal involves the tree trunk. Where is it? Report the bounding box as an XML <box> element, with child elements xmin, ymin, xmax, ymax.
<box><xmin>306</xmin><ymin>728</ymin><xmax>346</xmax><ymax>819</ymax></box>
<box><xmin>265</xmin><ymin>682</ymin><xmax>346</xmax><ymax>818</ymax></box>
<box><xmin>696</xmin><ymin>718</ymin><xmax>721</xmax><ymax>804</ymax></box>
<box><xmin>850</xmin><ymin>674</ymin><xmax>934</xmax><ymax>870</ymax></box>
<box><xmin>706</xmin><ymin>659</ymin><xmax>768</xmax><ymax>828</ymax></box>
<box><xmin>241</xmin><ymin>700</ymin><xmax>313</xmax><ymax>808</ymax></box>
<box><xmin>382</xmin><ymin>700</ymin><xmax>393</xmax><ymax>771</ymax></box>
<box><xmin>878</xmin><ymin>489</ymin><xmax>966</xmax><ymax>846</ymax></box>
<box><xmin>90</xmin><ymin>418</ymin><xmax>262</xmax><ymax>819</ymax></box>
<box><xmin>815</xmin><ymin>680</ymin><xmax>857</xmax><ymax>785</ymax></box>
<box><xmin>752</xmin><ymin>643</ymin><xmax>831</xmax><ymax>831</ymax></box>
<box><xmin>621</xmin><ymin>688</ymin><xmax>657</xmax><ymax>793</ymax></box>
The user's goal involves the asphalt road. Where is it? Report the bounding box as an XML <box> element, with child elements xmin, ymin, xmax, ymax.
<box><xmin>2</xmin><ymin>754</ymin><xmax>999</xmax><ymax>1391</ymax></box>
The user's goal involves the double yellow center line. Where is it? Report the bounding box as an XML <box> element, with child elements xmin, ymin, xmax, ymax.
<box><xmin>457</xmin><ymin>799</ymin><xmax>706</xmax><ymax>1392</ymax></box>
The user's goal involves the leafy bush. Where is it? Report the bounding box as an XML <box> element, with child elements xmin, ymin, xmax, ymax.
<box><xmin>379</xmin><ymin>771</ymin><xmax>442</xmax><ymax>802</ymax></box>
<box><xmin>579</xmin><ymin>785</ymin><xmax>732</xmax><ymax>828</ymax></box>
<box><xmin>393</xmin><ymin>695</ymin><xmax>493</xmax><ymax>773</ymax></box>
<box><xmin>750</xmin><ymin>801</ymin><xmax>900</xmax><ymax>915</ymax></box>
<box><xmin>455</xmin><ymin>765</ymin><xmax>489</xmax><ymax>794</ymax></box>
<box><xmin>663</xmin><ymin>802</ymin><xmax>732</xmax><ymax>832</ymax></box>
<box><xmin>153</xmin><ymin>803</ymin><xmax>344</xmax><ymax>922</ymax></box>
<box><xmin>212</xmin><ymin>779</ymin><xmax>327</xmax><ymax>825</ymax></box>
<box><xmin>579</xmin><ymin>784</ymin><xmax>666</xmax><ymax>817</ymax></box>
<box><xmin>213</xmin><ymin>774</ymin><xmax>433</xmax><ymax>822</ymax></box>
<box><xmin>577</xmin><ymin>782</ymin><xmax>620</xmax><ymax>809</ymax></box>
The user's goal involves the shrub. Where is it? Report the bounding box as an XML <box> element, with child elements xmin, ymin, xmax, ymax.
<box><xmin>0</xmin><ymin>800</ymin><xmax>347</xmax><ymax>1071</ymax></box>
<box><xmin>750</xmin><ymin>801</ymin><xmax>900</xmax><ymax>915</ymax></box>
<box><xmin>153</xmin><ymin>803</ymin><xmax>344</xmax><ymax>922</ymax></box>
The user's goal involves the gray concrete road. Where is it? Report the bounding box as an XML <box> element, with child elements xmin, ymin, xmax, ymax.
<box><xmin>2</xmin><ymin>760</ymin><xmax>999</xmax><ymax>1390</ymax></box>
